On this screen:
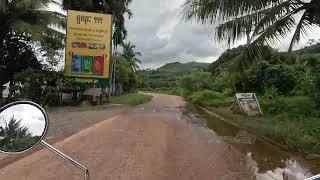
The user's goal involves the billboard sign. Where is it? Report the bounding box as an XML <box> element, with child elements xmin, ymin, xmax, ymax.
<box><xmin>65</xmin><ymin>10</ymin><xmax>112</xmax><ymax>79</ymax></box>
<box><xmin>236</xmin><ymin>93</ymin><xmax>262</xmax><ymax>116</ymax></box>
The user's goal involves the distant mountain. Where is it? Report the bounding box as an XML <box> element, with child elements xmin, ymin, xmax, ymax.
<box><xmin>208</xmin><ymin>43</ymin><xmax>320</xmax><ymax>76</ymax></box>
<box><xmin>158</xmin><ymin>62</ymin><xmax>210</xmax><ymax>72</ymax></box>
<box><xmin>139</xmin><ymin>62</ymin><xmax>210</xmax><ymax>88</ymax></box>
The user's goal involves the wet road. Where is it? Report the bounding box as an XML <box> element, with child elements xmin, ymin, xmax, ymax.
<box><xmin>0</xmin><ymin>94</ymin><xmax>250</xmax><ymax>180</ymax></box>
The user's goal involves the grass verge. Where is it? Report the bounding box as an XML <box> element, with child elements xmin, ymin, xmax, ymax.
<box><xmin>204</xmin><ymin>105</ymin><xmax>320</xmax><ymax>159</ymax></box>
<box><xmin>111</xmin><ymin>93</ymin><xmax>152</xmax><ymax>105</ymax></box>
<box><xmin>185</xmin><ymin>90</ymin><xmax>320</xmax><ymax>159</ymax></box>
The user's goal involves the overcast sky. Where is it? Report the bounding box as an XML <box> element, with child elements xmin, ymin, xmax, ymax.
<box><xmin>0</xmin><ymin>104</ymin><xmax>46</xmax><ymax>136</ymax></box>
<box><xmin>125</xmin><ymin>0</ymin><xmax>320</xmax><ymax>69</ymax></box>
<box><xmin>50</xmin><ymin>0</ymin><xmax>320</xmax><ymax>69</ymax></box>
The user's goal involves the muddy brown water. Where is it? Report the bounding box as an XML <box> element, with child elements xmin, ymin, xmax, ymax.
<box><xmin>188</xmin><ymin>105</ymin><xmax>320</xmax><ymax>179</ymax></box>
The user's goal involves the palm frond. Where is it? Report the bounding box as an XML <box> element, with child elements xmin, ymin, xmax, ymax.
<box><xmin>236</xmin><ymin>13</ymin><xmax>296</xmax><ymax>71</ymax></box>
<box><xmin>288</xmin><ymin>10</ymin><xmax>309</xmax><ymax>52</ymax></box>
<box><xmin>252</xmin><ymin>1</ymin><xmax>303</xmax><ymax>37</ymax></box>
<box><xmin>183</xmin><ymin>0</ymin><xmax>287</xmax><ymax>23</ymax></box>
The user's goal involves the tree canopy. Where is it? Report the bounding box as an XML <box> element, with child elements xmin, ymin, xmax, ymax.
<box><xmin>121</xmin><ymin>42</ymin><xmax>142</xmax><ymax>72</ymax></box>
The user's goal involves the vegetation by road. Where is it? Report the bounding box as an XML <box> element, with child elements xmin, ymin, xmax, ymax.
<box><xmin>141</xmin><ymin>43</ymin><xmax>320</xmax><ymax>159</ymax></box>
<box><xmin>203</xmin><ymin>97</ymin><xmax>320</xmax><ymax>159</ymax></box>
<box><xmin>110</xmin><ymin>93</ymin><xmax>152</xmax><ymax>105</ymax></box>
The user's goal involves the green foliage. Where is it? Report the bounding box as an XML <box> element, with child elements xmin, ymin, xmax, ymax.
<box><xmin>312</xmin><ymin>67</ymin><xmax>320</xmax><ymax>106</ymax></box>
<box><xmin>14</xmin><ymin>68</ymin><xmax>63</xmax><ymax>106</ymax></box>
<box><xmin>115</xmin><ymin>55</ymin><xmax>139</xmax><ymax>93</ymax></box>
<box><xmin>235</xmin><ymin>61</ymin><xmax>297</xmax><ymax>95</ymax></box>
<box><xmin>179</xmin><ymin>71</ymin><xmax>215</xmax><ymax>93</ymax></box>
<box><xmin>110</xmin><ymin>93</ymin><xmax>152</xmax><ymax>105</ymax></box>
<box><xmin>208</xmin><ymin>106</ymin><xmax>320</xmax><ymax>157</ymax></box>
<box><xmin>146</xmin><ymin>87</ymin><xmax>183</xmax><ymax>96</ymax></box>
<box><xmin>0</xmin><ymin>34</ymin><xmax>42</xmax><ymax>87</ymax></box>
<box><xmin>121</xmin><ymin>42</ymin><xmax>142</xmax><ymax>72</ymax></box>
<box><xmin>188</xmin><ymin>90</ymin><xmax>229</xmax><ymax>107</ymax></box>
<box><xmin>0</xmin><ymin>0</ymin><xmax>65</xmax><ymax>88</ymax></box>
<box><xmin>0</xmin><ymin>0</ymin><xmax>65</xmax><ymax>61</ymax></box>
<box><xmin>0</xmin><ymin>116</ymin><xmax>39</xmax><ymax>152</ymax></box>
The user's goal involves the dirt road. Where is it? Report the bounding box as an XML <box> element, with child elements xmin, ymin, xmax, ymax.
<box><xmin>0</xmin><ymin>94</ymin><xmax>250</xmax><ymax>180</ymax></box>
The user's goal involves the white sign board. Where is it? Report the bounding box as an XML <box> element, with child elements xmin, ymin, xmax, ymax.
<box><xmin>236</xmin><ymin>93</ymin><xmax>262</xmax><ymax>116</ymax></box>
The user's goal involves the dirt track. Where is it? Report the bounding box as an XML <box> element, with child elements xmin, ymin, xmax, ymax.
<box><xmin>0</xmin><ymin>94</ymin><xmax>250</xmax><ymax>180</ymax></box>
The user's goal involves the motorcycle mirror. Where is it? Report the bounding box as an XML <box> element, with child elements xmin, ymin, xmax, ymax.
<box><xmin>0</xmin><ymin>101</ymin><xmax>48</xmax><ymax>154</ymax></box>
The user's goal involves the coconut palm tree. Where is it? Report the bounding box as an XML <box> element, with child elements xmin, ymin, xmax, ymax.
<box><xmin>0</xmin><ymin>0</ymin><xmax>66</xmax><ymax>102</ymax></box>
<box><xmin>0</xmin><ymin>0</ymin><xmax>66</xmax><ymax>50</ymax></box>
<box><xmin>121</xmin><ymin>42</ymin><xmax>142</xmax><ymax>72</ymax></box>
<box><xmin>0</xmin><ymin>116</ymin><xmax>32</xmax><ymax>151</ymax></box>
<box><xmin>183</xmin><ymin>0</ymin><xmax>320</xmax><ymax>59</ymax></box>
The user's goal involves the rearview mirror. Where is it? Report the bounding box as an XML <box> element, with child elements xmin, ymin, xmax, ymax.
<box><xmin>0</xmin><ymin>101</ymin><xmax>48</xmax><ymax>153</ymax></box>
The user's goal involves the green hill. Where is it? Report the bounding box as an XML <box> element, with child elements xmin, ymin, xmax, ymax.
<box><xmin>139</xmin><ymin>62</ymin><xmax>210</xmax><ymax>88</ymax></box>
<box><xmin>159</xmin><ymin>62</ymin><xmax>210</xmax><ymax>72</ymax></box>
<box><xmin>208</xmin><ymin>43</ymin><xmax>320</xmax><ymax>76</ymax></box>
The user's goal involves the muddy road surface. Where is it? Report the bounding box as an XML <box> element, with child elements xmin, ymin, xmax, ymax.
<box><xmin>1</xmin><ymin>94</ymin><xmax>250</xmax><ymax>180</ymax></box>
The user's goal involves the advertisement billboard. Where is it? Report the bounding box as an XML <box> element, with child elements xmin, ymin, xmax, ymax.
<box><xmin>65</xmin><ymin>10</ymin><xmax>112</xmax><ymax>79</ymax></box>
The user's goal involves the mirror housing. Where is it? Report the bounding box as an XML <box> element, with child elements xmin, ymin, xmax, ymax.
<box><xmin>0</xmin><ymin>101</ymin><xmax>48</xmax><ymax>154</ymax></box>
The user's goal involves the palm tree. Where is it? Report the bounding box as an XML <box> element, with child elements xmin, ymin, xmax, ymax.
<box><xmin>121</xmin><ymin>42</ymin><xmax>142</xmax><ymax>72</ymax></box>
<box><xmin>0</xmin><ymin>0</ymin><xmax>66</xmax><ymax>51</ymax></box>
<box><xmin>0</xmin><ymin>116</ymin><xmax>32</xmax><ymax>151</ymax></box>
<box><xmin>183</xmin><ymin>0</ymin><xmax>320</xmax><ymax>61</ymax></box>
<box><xmin>0</xmin><ymin>0</ymin><xmax>65</xmax><ymax>102</ymax></box>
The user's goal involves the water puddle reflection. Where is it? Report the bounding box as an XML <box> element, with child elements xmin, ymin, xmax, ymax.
<box><xmin>186</xmin><ymin>105</ymin><xmax>320</xmax><ymax>179</ymax></box>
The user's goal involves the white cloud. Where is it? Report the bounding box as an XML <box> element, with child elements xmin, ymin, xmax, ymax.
<box><xmin>0</xmin><ymin>104</ymin><xmax>46</xmax><ymax>136</ymax></box>
<box><xmin>125</xmin><ymin>0</ymin><xmax>320</xmax><ymax>69</ymax></box>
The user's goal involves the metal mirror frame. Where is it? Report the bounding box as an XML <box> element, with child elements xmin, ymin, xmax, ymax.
<box><xmin>0</xmin><ymin>101</ymin><xmax>49</xmax><ymax>154</ymax></box>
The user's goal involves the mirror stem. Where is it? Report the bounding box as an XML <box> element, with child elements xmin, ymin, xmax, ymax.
<box><xmin>41</xmin><ymin>140</ymin><xmax>89</xmax><ymax>180</ymax></box>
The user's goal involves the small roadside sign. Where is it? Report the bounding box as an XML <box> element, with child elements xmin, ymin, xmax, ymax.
<box><xmin>236</xmin><ymin>93</ymin><xmax>262</xmax><ymax>116</ymax></box>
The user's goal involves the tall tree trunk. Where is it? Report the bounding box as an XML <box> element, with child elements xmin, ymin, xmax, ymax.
<box><xmin>7</xmin><ymin>81</ymin><xmax>15</xmax><ymax>102</ymax></box>
<box><xmin>108</xmin><ymin>55</ymin><xmax>114</xmax><ymax>100</ymax></box>
<box><xmin>112</xmin><ymin>54</ymin><xmax>117</xmax><ymax>96</ymax></box>
<box><xmin>0</xmin><ymin>85</ymin><xmax>4</xmax><ymax>103</ymax></box>
<box><xmin>246</xmin><ymin>29</ymin><xmax>251</xmax><ymax>45</ymax></box>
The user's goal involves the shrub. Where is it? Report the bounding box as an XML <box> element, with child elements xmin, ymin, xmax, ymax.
<box><xmin>259</xmin><ymin>95</ymin><xmax>316</xmax><ymax>117</ymax></box>
<box><xmin>237</xmin><ymin>62</ymin><xmax>297</xmax><ymax>95</ymax></box>
<box><xmin>189</xmin><ymin>90</ymin><xmax>228</xmax><ymax>106</ymax></box>
<box><xmin>179</xmin><ymin>72</ymin><xmax>214</xmax><ymax>92</ymax></box>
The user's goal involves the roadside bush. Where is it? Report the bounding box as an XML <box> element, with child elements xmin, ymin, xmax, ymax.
<box><xmin>259</xmin><ymin>95</ymin><xmax>316</xmax><ymax>117</ymax></box>
<box><xmin>259</xmin><ymin>96</ymin><xmax>286</xmax><ymax>114</ymax></box>
<box><xmin>153</xmin><ymin>87</ymin><xmax>183</xmax><ymax>96</ymax></box>
<box><xmin>222</xmin><ymin>88</ymin><xmax>234</xmax><ymax>96</ymax></box>
<box><xmin>189</xmin><ymin>90</ymin><xmax>229</xmax><ymax>107</ymax></box>
<box><xmin>179</xmin><ymin>72</ymin><xmax>214</xmax><ymax>92</ymax></box>
<box><xmin>237</xmin><ymin>62</ymin><xmax>297</xmax><ymax>95</ymax></box>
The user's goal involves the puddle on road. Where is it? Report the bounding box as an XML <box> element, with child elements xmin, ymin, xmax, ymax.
<box><xmin>186</xmin><ymin>105</ymin><xmax>320</xmax><ymax>180</ymax></box>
